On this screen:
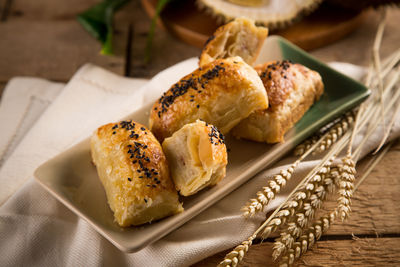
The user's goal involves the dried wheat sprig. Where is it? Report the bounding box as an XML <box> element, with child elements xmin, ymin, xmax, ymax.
<box><xmin>217</xmin><ymin>235</ymin><xmax>256</xmax><ymax>267</ymax></box>
<box><xmin>294</xmin><ymin>111</ymin><xmax>355</xmax><ymax>156</ymax></box>
<box><xmin>372</xmin><ymin>8</ymin><xmax>387</xmax><ymax>133</ymax></box>
<box><xmin>293</xmin><ymin>135</ymin><xmax>319</xmax><ymax>156</ymax></box>
<box><xmin>353</xmin><ymin>82</ymin><xmax>400</xmax><ymax>162</ymax></box>
<box><xmin>218</xmin><ymin>133</ymin><xmax>351</xmax><ymax>267</ymax></box>
<box><xmin>373</xmin><ymin>98</ymin><xmax>400</xmax><ymax>153</ymax></box>
<box><xmin>260</xmin><ymin>132</ymin><xmax>350</xmax><ymax>239</ymax></box>
<box><xmin>242</xmin><ymin>166</ymin><xmax>296</xmax><ymax>217</ymax></box>
<box><xmin>279</xmin><ymin>143</ymin><xmax>393</xmax><ymax>267</ymax></box>
<box><xmin>336</xmin><ymin>156</ymin><xmax>356</xmax><ymax>221</ymax></box>
<box><xmin>243</xmin><ymin>130</ymin><xmax>333</xmax><ymax>217</ymax></box>
<box><xmin>272</xmin><ymin>159</ymin><xmax>334</xmax><ymax>260</ymax></box>
<box><xmin>279</xmin><ymin>210</ymin><xmax>336</xmax><ymax>267</ymax></box>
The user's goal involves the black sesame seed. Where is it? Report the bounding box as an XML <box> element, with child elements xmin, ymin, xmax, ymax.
<box><xmin>128</xmin><ymin>178</ymin><xmax>132</xmax><ymax>181</ymax></box>
<box><xmin>141</xmin><ymin>127</ymin><xmax>145</xmax><ymax>131</ymax></box>
<box><xmin>152</xmin><ymin>185</ymin><xmax>156</xmax><ymax>188</ymax></box>
<box><xmin>144</xmin><ymin>198</ymin><xmax>148</xmax><ymax>202</ymax></box>
<box><xmin>112</xmin><ymin>131</ymin><xmax>116</xmax><ymax>134</ymax></box>
<box><xmin>196</xmin><ymin>104</ymin><xmax>200</xmax><ymax>108</ymax></box>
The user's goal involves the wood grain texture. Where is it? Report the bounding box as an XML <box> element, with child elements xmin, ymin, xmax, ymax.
<box><xmin>117</xmin><ymin>0</ymin><xmax>201</xmax><ymax>78</ymax></box>
<box><xmin>193</xmin><ymin>237</ymin><xmax>400</xmax><ymax>266</ymax></box>
<box><xmin>310</xmin><ymin>8</ymin><xmax>400</xmax><ymax>66</ymax></box>
<box><xmin>0</xmin><ymin>20</ymin><xmax>125</xmax><ymax>82</ymax></box>
<box><xmin>7</xmin><ymin>0</ymin><xmax>98</xmax><ymax>20</ymax></box>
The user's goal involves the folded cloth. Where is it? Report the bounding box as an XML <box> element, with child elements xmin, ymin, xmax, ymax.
<box><xmin>0</xmin><ymin>61</ymin><xmax>399</xmax><ymax>267</ymax></box>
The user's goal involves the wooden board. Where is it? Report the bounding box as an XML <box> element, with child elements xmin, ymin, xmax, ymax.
<box><xmin>116</xmin><ymin>0</ymin><xmax>201</xmax><ymax>78</ymax></box>
<box><xmin>141</xmin><ymin>0</ymin><xmax>367</xmax><ymax>51</ymax></box>
<box><xmin>0</xmin><ymin>0</ymin><xmax>127</xmax><ymax>82</ymax></box>
<box><xmin>6</xmin><ymin>0</ymin><xmax>99</xmax><ymax>20</ymax></box>
<box><xmin>0</xmin><ymin>20</ymin><xmax>125</xmax><ymax>82</ymax></box>
<box><xmin>193</xmin><ymin>237</ymin><xmax>400</xmax><ymax>266</ymax></box>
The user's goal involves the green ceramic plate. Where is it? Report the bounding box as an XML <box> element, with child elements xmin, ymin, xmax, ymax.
<box><xmin>34</xmin><ymin>36</ymin><xmax>370</xmax><ymax>253</ymax></box>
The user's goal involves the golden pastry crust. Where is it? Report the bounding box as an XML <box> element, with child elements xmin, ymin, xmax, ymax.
<box><xmin>91</xmin><ymin>120</ymin><xmax>183</xmax><ymax>227</ymax></box>
<box><xmin>232</xmin><ymin>60</ymin><xmax>324</xmax><ymax>143</ymax></box>
<box><xmin>149</xmin><ymin>56</ymin><xmax>268</xmax><ymax>142</ymax></box>
<box><xmin>162</xmin><ymin>120</ymin><xmax>228</xmax><ymax>196</ymax></box>
<box><xmin>199</xmin><ymin>17</ymin><xmax>268</xmax><ymax>67</ymax></box>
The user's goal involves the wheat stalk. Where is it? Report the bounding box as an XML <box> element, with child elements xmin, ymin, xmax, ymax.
<box><xmin>272</xmin><ymin>159</ymin><xmax>334</xmax><ymax>260</ymax></box>
<box><xmin>336</xmin><ymin>156</ymin><xmax>356</xmax><ymax>221</ymax></box>
<box><xmin>279</xmin><ymin>142</ymin><xmax>393</xmax><ymax>267</ymax></box>
<box><xmin>294</xmin><ymin>111</ymin><xmax>355</xmax><ymax>156</ymax></box>
<box><xmin>279</xmin><ymin>210</ymin><xmax>336</xmax><ymax>267</ymax></box>
<box><xmin>218</xmin><ymin>134</ymin><xmax>349</xmax><ymax>266</ymax></box>
<box><xmin>242</xmin><ymin>130</ymin><xmax>333</xmax><ymax>217</ymax></box>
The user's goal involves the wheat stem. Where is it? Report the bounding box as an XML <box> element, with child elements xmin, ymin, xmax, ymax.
<box><xmin>243</xmin><ymin>130</ymin><xmax>332</xmax><ymax>217</ymax></box>
<box><xmin>295</xmin><ymin>111</ymin><xmax>355</xmax><ymax>156</ymax></box>
<box><xmin>272</xmin><ymin>159</ymin><xmax>334</xmax><ymax>260</ymax></box>
<box><xmin>279</xmin><ymin>142</ymin><xmax>393</xmax><ymax>267</ymax></box>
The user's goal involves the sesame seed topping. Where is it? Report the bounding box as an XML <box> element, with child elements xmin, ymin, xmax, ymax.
<box><xmin>128</xmin><ymin>177</ymin><xmax>132</xmax><ymax>181</ymax></box>
<box><xmin>156</xmin><ymin>64</ymin><xmax>225</xmax><ymax>116</ymax></box>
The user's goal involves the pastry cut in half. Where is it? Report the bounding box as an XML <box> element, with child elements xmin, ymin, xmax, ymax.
<box><xmin>91</xmin><ymin>120</ymin><xmax>183</xmax><ymax>227</ymax></box>
<box><xmin>232</xmin><ymin>60</ymin><xmax>324</xmax><ymax>143</ymax></box>
<box><xmin>199</xmin><ymin>17</ymin><xmax>268</xmax><ymax>67</ymax></box>
<box><xmin>149</xmin><ymin>56</ymin><xmax>268</xmax><ymax>142</ymax></box>
<box><xmin>163</xmin><ymin>120</ymin><xmax>228</xmax><ymax>196</ymax></box>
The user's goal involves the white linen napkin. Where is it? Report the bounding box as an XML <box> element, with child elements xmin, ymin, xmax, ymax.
<box><xmin>0</xmin><ymin>61</ymin><xmax>399</xmax><ymax>267</ymax></box>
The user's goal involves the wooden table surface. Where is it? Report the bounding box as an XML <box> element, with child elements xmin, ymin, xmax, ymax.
<box><xmin>1</xmin><ymin>1</ymin><xmax>399</xmax><ymax>266</ymax></box>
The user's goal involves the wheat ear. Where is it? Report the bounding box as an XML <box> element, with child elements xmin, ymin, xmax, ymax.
<box><xmin>279</xmin><ymin>210</ymin><xmax>336</xmax><ymax>267</ymax></box>
<box><xmin>279</xmin><ymin>143</ymin><xmax>393</xmax><ymax>267</ymax></box>
<box><xmin>294</xmin><ymin>111</ymin><xmax>355</xmax><ymax>156</ymax></box>
<box><xmin>217</xmin><ymin>235</ymin><xmax>256</xmax><ymax>267</ymax></box>
<box><xmin>272</xmin><ymin>159</ymin><xmax>334</xmax><ymax>260</ymax></box>
<box><xmin>242</xmin><ymin>130</ymin><xmax>332</xmax><ymax>217</ymax></box>
<box><xmin>336</xmin><ymin>156</ymin><xmax>356</xmax><ymax>221</ymax></box>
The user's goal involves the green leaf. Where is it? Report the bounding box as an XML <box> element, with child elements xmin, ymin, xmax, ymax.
<box><xmin>77</xmin><ymin>0</ymin><xmax>130</xmax><ymax>55</ymax></box>
<box><xmin>145</xmin><ymin>0</ymin><xmax>176</xmax><ymax>63</ymax></box>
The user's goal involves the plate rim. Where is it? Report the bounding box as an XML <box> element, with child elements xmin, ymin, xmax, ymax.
<box><xmin>33</xmin><ymin>36</ymin><xmax>370</xmax><ymax>253</ymax></box>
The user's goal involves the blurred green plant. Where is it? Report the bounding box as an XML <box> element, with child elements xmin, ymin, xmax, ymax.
<box><xmin>144</xmin><ymin>0</ymin><xmax>175</xmax><ymax>63</ymax></box>
<box><xmin>77</xmin><ymin>0</ymin><xmax>130</xmax><ymax>55</ymax></box>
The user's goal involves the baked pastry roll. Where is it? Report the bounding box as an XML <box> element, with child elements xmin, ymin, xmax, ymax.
<box><xmin>149</xmin><ymin>56</ymin><xmax>268</xmax><ymax>142</ymax></box>
<box><xmin>232</xmin><ymin>60</ymin><xmax>324</xmax><ymax>143</ymax></box>
<box><xmin>199</xmin><ymin>17</ymin><xmax>268</xmax><ymax>67</ymax></box>
<box><xmin>91</xmin><ymin>120</ymin><xmax>183</xmax><ymax>227</ymax></box>
<box><xmin>162</xmin><ymin>120</ymin><xmax>228</xmax><ymax>196</ymax></box>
